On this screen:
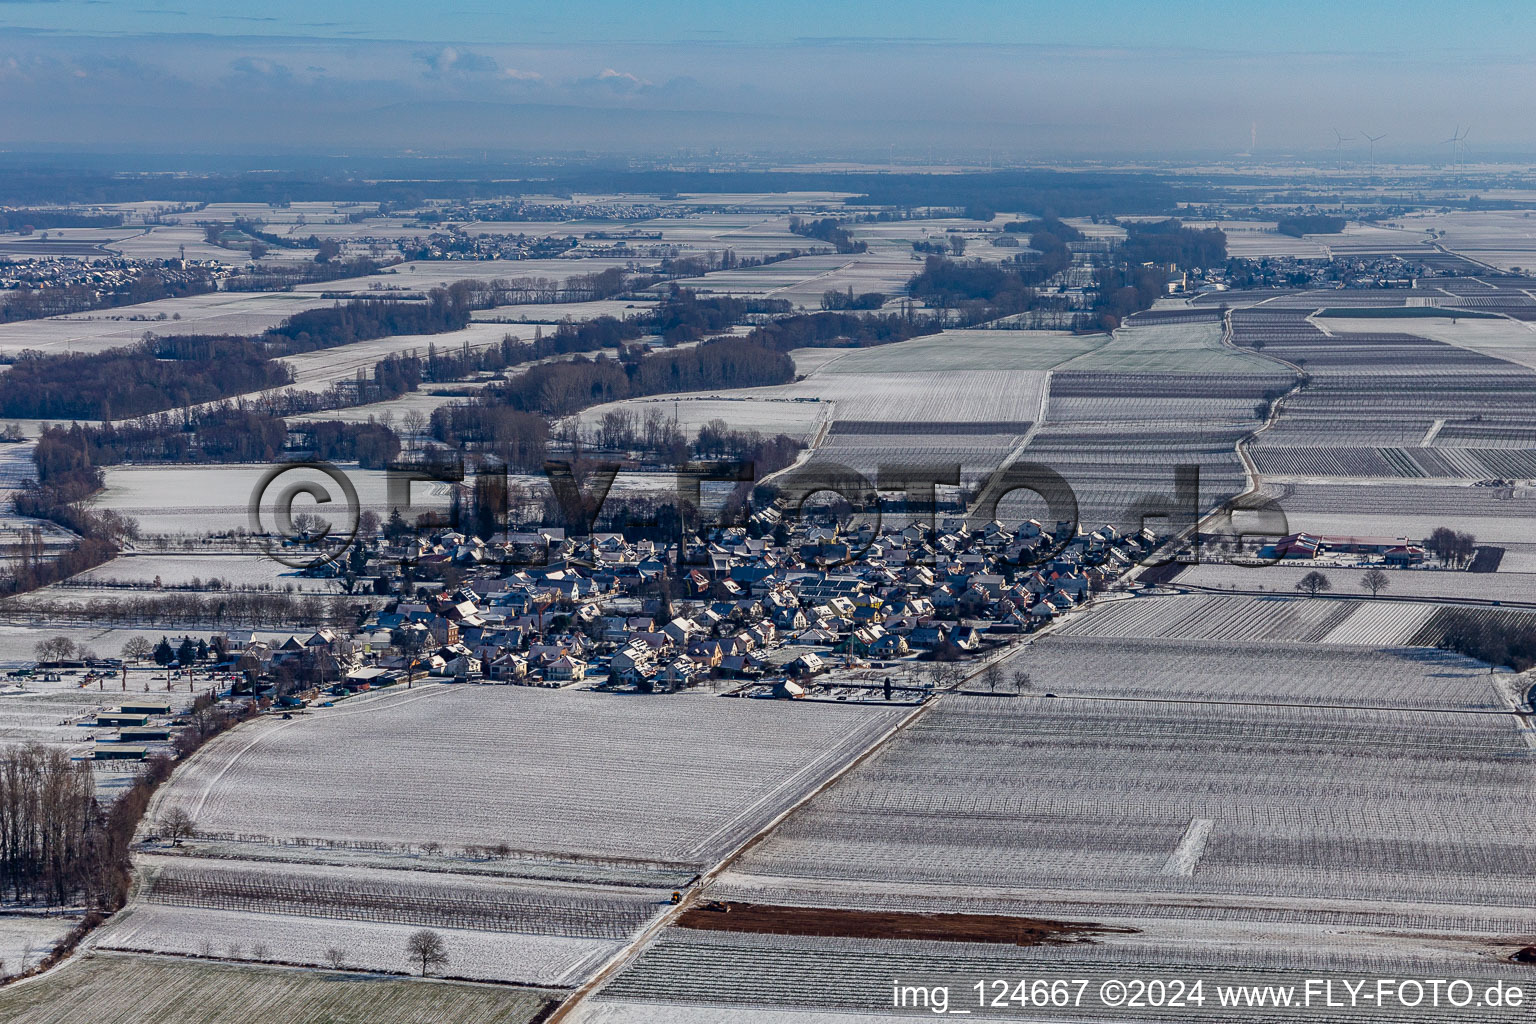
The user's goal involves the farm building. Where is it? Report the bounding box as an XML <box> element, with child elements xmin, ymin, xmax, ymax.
<box><xmin>96</xmin><ymin>712</ymin><xmax>150</xmax><ymax>727</ymax></box>
<box><xmin>1385</xmin><ymin>544</ymin><xmax>1428</xmax><ymax>566</ymax></box>
<box><xmin>119</xmin><ymin>701</ymin><xmax>173</xmax><ymax>716</ymax></box>
<box><xmin>93</xmin><ymin>745</ymin><xmax>147</xmax><ymax>761</ymax></box>
<box><xmin>1259</xmin><ymin>532</ymin><xmax>1324</xmax><ymax>559</ymax></box>
<box><xmin>114</xmin><ymin>728</ymin><xmax>171</xmax><ymax>742</ymax></box>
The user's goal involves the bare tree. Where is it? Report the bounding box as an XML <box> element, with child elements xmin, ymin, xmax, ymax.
<box><xmin>160</xmin><ymin>806</ymin><xmax>197</xmax><ymax>847</ymax></box>
<box><xmin>33</xmin><ymin>636</ymin><xmax>74</xmax><ymax>664</ymax></box>
<box><xmin>982</xmin><ymin>662</ymin><xmax>1003</xmax><ymax>693</ymax></box>
<box><xmin>325</xmin><ymin>946</ymin><xmax>348</xmax><ymax>970</ymax></box>
<box><xmin>1011</xmin><ymin>669</ymin><xmax>1033</xmax><ymax>694</ymax></box>
<box><xmin>401</xmin><ymin>410</ymin><xmax>428</xmax><ymax>450</ymax></box>
<box><xmin>1295</xmin><ymin>570</ymin><xmax>1332</xmax><ymax>597</ymax></box>
<box><xmin>1360</xmin><ymin>567</ymin><xmax>1390</xmax><ymax>597</ymax></box>
<box><xmin>405</xmin><ymin>929</ymin><xmax>448</xmax><ymax>976</ymax></box>
<box><xmin>122</xmin><ymin>637</ymin><xmax>154</xmax><ymax>664</ymax></box>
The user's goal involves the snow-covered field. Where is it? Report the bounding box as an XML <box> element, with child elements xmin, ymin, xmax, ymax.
<box><xmin>1317</xmin><ymin>313</ymin><xmax>1536</xmax><ymax>371</ymax></box>
<box><xmin>593</xmin><ymin>653</ymin><xmax>1536</xmax><ymax>1017</ymax></box>
<box><xmin>0</xmin><ymin>915</ymin><xmax>76</xmax><ymax>977</ymax></box>
<box><xmin>731</xmin><ymin>687</ymin><xmax>1536</xmax><ymax>924</ymax></box>
<box><xmin>1053</xmin><ymin>592</ymin><xmax>1441</xmax><ymax>647</ymax></box>
<box><xmin>1179</xmin><ymin>561</ymin><xmax>1536</xmax><ymax>604</ymax></box>
<box><xmin>94</xmin><ymin>463</ymin><xmax>452</xmax><ymax>535</ymax></box>
<box><xmin>1005</xmin><ymin>633</ymin><xmax>1503</xmax><ymax>709</ymax></box>
<box><xmin>0</xmin><ymin>951</ymin><xmax>558</xmax><ymax>1024</ymax></box>
<box><xmin>1058</xmin><ymin>322</ymin><xmax>1277</xmax><ymax>374</ymax></box>
<box><xmin>67</xmin><ymin>553</ymin><xmax>338</xmax><ymax>592</ymax></box>
<box><xmin>98</xmin><ymin>904</ymin><xmax>614</xmax><ymax>987</ymax></box>
<box><xmin>0</xmin><ymin>291</ymin><xmax>326</xmax><ymax>356</ymax></box>
<box><xmin>156</xmin><ymin>685</ymin><xmax>906</xmax><ymax>864</ymax></box>
<box><xmin>574</xmin><ymin>329</ymin><xmax>1082</xmax><ymax>443</ymax></box>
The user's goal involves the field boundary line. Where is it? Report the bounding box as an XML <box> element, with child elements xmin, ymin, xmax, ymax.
<box><xmin>1017</xmin><ymin>691</ymin><xmax>1523</xmax><ymax>716</ymax></box>
<box><xmin>709</xmin><ymin>871</ymin><xmax>1536</xmax><ymax>924</ymax></box>
<box><xmin>1177</xmin><ymin>582</ymin><xmax>1536</xmax><ymax>611</ymax></box>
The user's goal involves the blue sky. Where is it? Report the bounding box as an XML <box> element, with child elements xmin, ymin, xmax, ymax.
<box><xmin>6</xmin><ymin>0</ymin><xmax>1535</xmax><ymax>52</ymax></box>
<box><xmin>0</xmin><ymin>1</ymin><xmax>1530</xmax><ymax>157</ymax></box>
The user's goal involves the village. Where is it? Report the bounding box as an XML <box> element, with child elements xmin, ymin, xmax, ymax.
<box><xmin>34</xmin><ymin>507</ymin><xmax>1163</xmax><ymax>766</ymax></box>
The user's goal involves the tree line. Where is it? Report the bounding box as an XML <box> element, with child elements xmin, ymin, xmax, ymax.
<box><xmin>1120</xmin><ymin>219</ymin><xmax>1228</xmax><ymax>270</ymax></box>
<box><xmin>0</xmin><ymin>209</ymin><xmax>123</xmax><ymax>233</ymax></box>
<box><xmin>0</xmin><ymin>744</ymin><xmax>101</xmax><ymax>906</ymax></box>
<box><xmin>0</xmin><ymin>283</ymin><xmax>481</xmax><ymax>421</ymax></box>
<box><xmin>34</xmin><ymin>408</ymin><xmax>402</xmax><ymax>482</ymax></box>
<box><xmin>1277</xmin><ymin>215</ymin><xmax>1346</xmax><ymax>237</ymax></box>
<box><xmin>1433</xmin><ymin>610</ymin><xmax>1536</xmax><ymax>672</ymax></box>
<box><xmin>15</xmin><ymin>591</ymin><xmax>355</xmax><ymax>629</ymax></box>
<box><xmin>788</xmin><ymin>217</ymin><xmax>867</xmax><ymax>254</ymax></box>
<box><xmin>0</xmin><ymin>339</ymin><xmax>293</xmax><ymax>421</ymax></box>
<box><xmin>486</xmin><ymin>337</ymin><xmax>796</xmax><ymax>418</ymax></box>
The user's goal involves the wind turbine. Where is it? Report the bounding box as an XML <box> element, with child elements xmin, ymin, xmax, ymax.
<box><xmin>1442</xmin><ymin>125</ymin><xmax>1470</xmax><ymax>162</ymax></box>
<box><xmin>1360</xmin><ymin>130</ymin><xmax>1387</xmax><ymax>161</ymax></box>
<box><xmin>1331</xmin><ymin>127</ymin><xmax>1354</xmax><ymax>151</ymax></box>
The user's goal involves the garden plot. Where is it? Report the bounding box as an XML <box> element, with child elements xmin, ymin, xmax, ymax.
<box><xmin>1179</xmin><ymin>562</ymin><xmax>1536</xmax><ymax>605</ymax></box>
<box><xmin>1003</xmin><ymin>634</ymin><xmax>1498</xmax><ymax>709</ymax></box>
<box><xmin>0</xmin><ymin>951</ymin><xmax>557</xmax><ymax>1024</ymax></box>
<box><xmin>731</xmin><ymin>692</ymin><xmax>1536</xmax><ymax>910</ymax></box>
<box><xmin>155</xmin><ymin>685</ymin><xmax>906</xmax><ymax>865</ymax></box>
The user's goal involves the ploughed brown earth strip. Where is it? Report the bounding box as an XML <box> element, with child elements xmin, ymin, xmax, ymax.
<box><xmin>676</xmin><ymin>902</ymin><xmax>1126</xmax><ymax>946</ymax></box>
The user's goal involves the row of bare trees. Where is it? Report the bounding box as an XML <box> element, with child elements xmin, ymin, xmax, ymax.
<box><xmin>0</xmin><ymin>744</ymin><xmax>101</xmax><ymax>905</ymax></box>
<box><xmin>10</xmin><ymin>592</ymin><xmax>354</xmax><ymax>630</ymax></box>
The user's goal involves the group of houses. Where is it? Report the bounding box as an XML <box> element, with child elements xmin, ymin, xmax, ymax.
<box><xmin>296</xmin><ymin>511</ymin><xmax>1164</xmax><ymax>695</ymax></box>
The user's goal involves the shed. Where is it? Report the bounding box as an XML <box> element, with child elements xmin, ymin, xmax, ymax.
<box><xmin>94</xmin><ymin>745</ymin><xmax>147</xmax><ymax>761</ymax></box>
<box><xmin>96</xmin><ymin>712</ymin><xmax>150</xmax><ymax>727</ymax></box>
<box><xmin>119</xmin><ymin>701</ymin><xmax>172</xmax><ymax>716</ymax></box>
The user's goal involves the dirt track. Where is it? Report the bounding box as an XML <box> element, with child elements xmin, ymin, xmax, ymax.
<box><xmin>676</xmin><ymin>901</ymin><xmax>1121</xmax><ymax>946</ymax></box>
